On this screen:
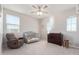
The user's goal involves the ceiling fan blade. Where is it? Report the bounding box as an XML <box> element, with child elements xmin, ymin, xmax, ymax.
<box><xmin>31</xmin><ymin>11</ymin><xmax>36</xmax><ymax>13</ymax></box>
<box><xmin>41</xmin><ymin>5</ymin><xmax>48</xmax><ymax>9</ymax></box>
<box><xmin>32</xmin><ymin>5</ymin><xmax>38</xmax><ymax>9</ymax></box>
<box><xmin>31</xmin><ymin>10</ymin><xmax>38</xmax><ymax>14</ymax></box>
<box><xmin>44</xmin><ymin>5</ymin><xmax>48</xmax><ymax>9</ymax></box>
<box><xmin>36</xmin><ymin>5</ymin><xmax>41</xmax><ymax>10</ymax></box>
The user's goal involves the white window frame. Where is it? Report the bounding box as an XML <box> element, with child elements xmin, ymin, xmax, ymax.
<box><xmin>66</xmin><ymin>16</ymin><xmax>77</xmax><ymax>32</ymax></box>
<box><xmin>6</xmin><ymin>14</ymin><xmax>20</xmax><ymax>33</ymax></box>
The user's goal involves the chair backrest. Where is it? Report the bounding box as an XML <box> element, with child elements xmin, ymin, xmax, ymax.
<box><xmin>23</xmin><ymin>32</ymin><xmax>32</xmax><ymax>39</ymax></box>
<box><xmin>23</xmin><ymin>31</ymin><xmax>40</xmax><ymax>39</ymax></box>
<box><xmin>6</xmin><ymin>33</ymin><xmax>17</xmax><ymax>40</ymax></box>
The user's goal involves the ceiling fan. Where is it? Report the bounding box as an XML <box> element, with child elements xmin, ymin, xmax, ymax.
<box><xmin>31</xmin><ymin>5</ymin><xmax>48</xmax><ymax>16</ymax></box>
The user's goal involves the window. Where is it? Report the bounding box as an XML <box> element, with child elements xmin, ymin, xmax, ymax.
<box><xmin>67</xmin><ymin>16</ymin><xmax>77</xmax><ymax>32</ymax></box>
<box><xmin>47</xmin><ymin>17</ymin><xmax>54</xmax><ymax>33</ymax></box>
<box><xmin>6</xmin><ymin>14</ymin><xmax>20</xmax><ymax>33</ymax></box>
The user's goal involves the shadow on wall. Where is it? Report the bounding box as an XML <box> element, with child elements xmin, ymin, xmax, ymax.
<box><xmin>63</xmin><ymin>33</ymin><xmax>76</xmax><ymax>47</ymax></box>
<box><xmin>2</xmin><ymin>33</ymin><xmax>8</xmax><ymax>51</ymax></box>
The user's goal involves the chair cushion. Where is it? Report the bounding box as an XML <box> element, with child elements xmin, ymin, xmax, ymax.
<box><xmin>27</xmin><ymin>38</ymin><xmax>39</xmax><ymax>43</ymax></box>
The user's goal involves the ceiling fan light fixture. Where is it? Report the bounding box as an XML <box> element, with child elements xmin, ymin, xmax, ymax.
<box><xmin>37</xmin><ymin>11</ymin><xmax>43</xmax><ymax>16</ymax></box>
<box><xmin>31</xmin><ymin>5</ymin><xmax>48</xmax><ymax>16</ymax></box>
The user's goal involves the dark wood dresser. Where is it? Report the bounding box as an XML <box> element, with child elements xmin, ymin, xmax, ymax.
<box><xmin>47</xmin><ymin>33</ymin><xmax>63</xmax><ymax>46</ymax></box>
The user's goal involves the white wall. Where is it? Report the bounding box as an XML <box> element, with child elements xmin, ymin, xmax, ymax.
<box><xmin>20</xmin><ymin>15</ymin><xmax>39</xmax><ymax>33</ymax></box>
<box><xmin>0</xmin><ymin>5</ymin><xmax>3</xmax><ymax>54</ymax></box>
<box><xmin>41</xmin><ymin>7</ymin><xmax>79</xmax><ymax>47</ymax></box>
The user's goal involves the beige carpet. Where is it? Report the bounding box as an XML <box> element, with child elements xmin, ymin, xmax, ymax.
<box><xmin>2</xmin><ymin>40</ymin><xmax>79</xmax><ymax>55</ymax></box>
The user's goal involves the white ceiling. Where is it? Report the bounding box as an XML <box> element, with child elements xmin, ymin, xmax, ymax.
<box><xmin>2</xmin><ymin>4</ymin><xmax>76</xmax><ymax>19</ymax></box>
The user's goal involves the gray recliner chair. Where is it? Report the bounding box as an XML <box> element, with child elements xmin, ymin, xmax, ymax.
<box><xmin>23</xmin><ymin>31</ymin><xmax>40</xmax><ymax>43</ymax></box>
<box><xmin>6</xmin><ymin>33</ymin><xmax>24</xmax><ymax>49</ymax></box>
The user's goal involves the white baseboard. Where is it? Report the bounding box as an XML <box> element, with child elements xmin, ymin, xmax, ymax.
<box><xmin>69</xmin><ymin>44</ymin><xmax>79</xmax><ymax>49</ymax></box>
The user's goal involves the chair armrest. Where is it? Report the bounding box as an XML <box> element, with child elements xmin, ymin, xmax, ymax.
<box><xmin>8</xmin><ymin>39</ymin><xmax>18</xmax><ymax>42</ymax></box>
<box><xmin>18</xmin><ymin>37</ymin><xmax>24</xmax><ymax>39</ymax></box>
<box><xmin>7</xmin><ymin>40</ymin><xmax>18</xmax><ymax>44</ymax></box>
